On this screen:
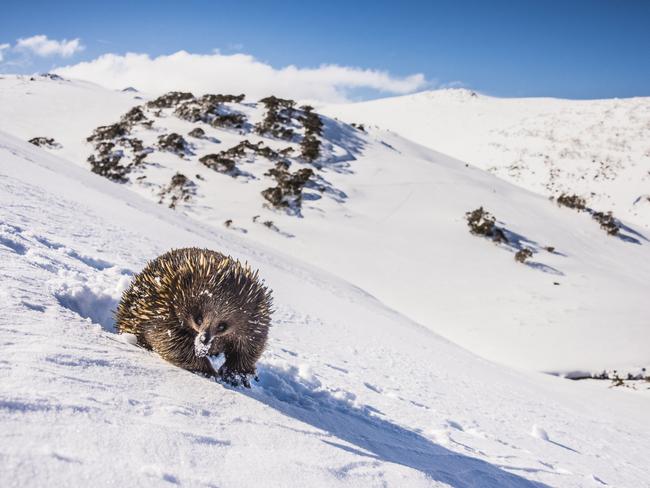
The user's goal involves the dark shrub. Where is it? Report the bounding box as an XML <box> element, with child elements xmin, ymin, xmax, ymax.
<box><xmin>514</xmin><ymin>248</ymin><xmax>533</xmax><ymax>263</ymax></box>
<box><xmin>188</xmin><ymin>127</ymin><xmax>205</xmax><ymax>138</ymax></box>
<box><xmin>301</xmin><ymin>135</ymin><xmax>321</xmax><ymax>162</ymax></box>
<box><xmin>120</xmin><ymin>106</ymin><xmax>148</xmax><ymax>126</ymax></box>
<box><xmin>302</xmin><ymin>111</ymin><xmax>323</xmax><ymax>137</ymax></box>
<box><xmin>158</xmin><ymin>172</ymin><xmax>196</xmax><ymax>208</ymax></box>
<box><xmin>157</xmin><ymin>133</ymin><xmax>189</xmax><ymax>156</ymax></box>
<box><xmin>87</xmin><ymin>143</ymin><xmax>129</xmax><ymax>183</ymax></box>
<box><xmin>556</xmin><ymin>193</ymin><xmax>586</xmax><ymax>211</ymax></box>
<box><xmin>28</xmin><ymin>137</ymin><xmax>59</xmax><ymax>148</ymax></box>
<box><xmin>465</xmin><ymin>207</ymin><xmax>510</xmax><ymax>244</ymax></box>
<box><xmin>255</xmin><ymin>95</ymin><xmax>297</xmax><ymax>140</ymax></box>
<box><xmin>592</xmin><ymin>211</ymin><xmax>620</xmax><ymax>235</ymax></box>
<box><xmin>262</xmin><ymin>164</ymin><xmax>314</xmax><ymax>210</ymax></box>
<box><xmin>199</xmin><ymin>154</ymin><xmax>236</xmax><ymax>173</ymax></box>
<box><xmin>466</xmin><ymin>207</ymin><xmax>495</xmax><ymax>237</ymax></box>
<box><xmin>87</xmin><ymin>123</ymin><xmax>128</xmax><ymax>142</ymax></box>
<box><xmin>147</xmin><ymin>91</ymin><xmax>195</xmax><ymax>108</ymax></box>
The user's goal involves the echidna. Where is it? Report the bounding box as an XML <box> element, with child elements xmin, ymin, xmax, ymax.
<box><xmin>115</xmin><ymin>248</ymin><xmax>273</xmax><ymax>386</ymax></box>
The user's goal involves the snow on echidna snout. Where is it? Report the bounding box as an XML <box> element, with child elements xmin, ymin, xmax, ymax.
<box><xmin>115</xmin><ymin>248</ymin><xmax>273</xmax><ymax>387</ymax></box>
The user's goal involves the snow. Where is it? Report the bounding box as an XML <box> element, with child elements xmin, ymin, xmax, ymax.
<box><xmin>194</xmin><ymin>332</ymin><xmax>214</xmax><ymax>358</ymax></box>
<box><xmin>0</xmin><ymin>75</ymin><xmax>649</xmax><ymax>375</ymax></box>
<box><xmin>531</xmin><ymin>426</ymin><xmax>552</xmax><ymax>443</ymax></box>
<box><xmin>1</xmin><ymin>77</ymin><xmax>650</xmax><ymax>486</ymax></box>
<box><xmin>321</xmin><ymin>89</ymin><xmax>650</xmax><ymax>228</ymax></box>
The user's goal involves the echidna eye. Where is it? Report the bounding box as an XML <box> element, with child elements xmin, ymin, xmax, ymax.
<box><xmin>216</xmin><ymin>321</ymin><xmax>229</xmax><ymax>332</ymax></box>
<box><xmin>195</xmin><ymin>314</ymin><xmax>203</xmax><ymax>326</ymax></box>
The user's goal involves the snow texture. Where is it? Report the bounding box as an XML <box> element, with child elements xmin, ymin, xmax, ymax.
<box><xmin>0</xmin><ymin>77</ymin><xmax>649</xmax><ymax>487</ymax></box>
<box><xmin>0</xmin><ymin>75</ymin><xmax>648</xmax><ymax>373</ymax></box>
<box><xmin>322</xmin><ymin>88</ymin><xmax>650</xmax><ymax>228</ymax></box>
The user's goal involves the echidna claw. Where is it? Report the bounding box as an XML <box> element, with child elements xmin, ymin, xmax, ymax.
<box><xmin>217</xmin><ymin>365</ymin><xmax>253</xmax><ymax>388</ymax></box>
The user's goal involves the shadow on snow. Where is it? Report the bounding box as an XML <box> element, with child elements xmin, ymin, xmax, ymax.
<box><xmin>238</xmin><ymin>364</ymin><xmax>549</xmax><ymax>488</ymax></box>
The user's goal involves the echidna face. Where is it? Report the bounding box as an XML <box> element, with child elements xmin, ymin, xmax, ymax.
<box><xmin>159</xmin><ymin>250</ymin><xmax>272</xmax><ymax>361</ymax></box>
<box><xmin>177</xmin><ymin>293</ymin><xmax>250</xmax><ymax>358</ymax></box>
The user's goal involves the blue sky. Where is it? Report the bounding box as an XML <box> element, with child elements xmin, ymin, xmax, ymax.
<box><xmin>1</xmin><ymin>0</ymin><xmax>649</xmax><ymax>100</ymax></box>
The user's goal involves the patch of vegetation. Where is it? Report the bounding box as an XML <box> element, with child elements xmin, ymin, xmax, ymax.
<box><xmin>554</xmin><ymin>193</ymin><xmax>622</xmax><ymax>237</ymax></box>
<box><xmin>262</xmin><ymin>162</ymin><xmax>314</xmax><ymax>211</ymax></box>
<box><xmin>198</xmin><ymin>140</ymin><xmax>282</xmax><ymax>178</ymax></box>
<box><xmin>555</xmin><ymin>193</ymin><xmax>587</xmax><ymax>211</ymax></box>
<box><xmin>465</xmin><ymin>207</ymin><xmax>508</xmax><ymax>243</ymax></box>
<box><xmin>158</xmin><ymin>172</ymin><xmax>196</xmax><ymax>209</ymax></box>
<box><xmin>514</xmin><ymin>248</ymin><xmax>533</xmax><ymax>263</ymax></box>
<box><xmin>300</xmin><ymin>105</ymin><xmax>323</xmax><ymax>163</ymax></box>
<box><xmin>120</xmin><ymin>137</ymin><xmax>150</xmax><ymax>165</ymax></box>
<box><xmin>221</xmin><ymin>140</ymin><xmax>281</xmax><ymax>160</ymax></box>
<box><xmin>572</xmin><ymin>368</ymin><xmax>650</xmax><ymax>389</ymax></box>
<box><xmin>120</xmin><ymin>106</ymin><xmax>151</xmax><ymax>128</ymax></box>
<box><xmin>87</xmin><ymin>123</ymin><xmax>128</xmax><ymax>143</ymax></box>
<box><xmin>592</xmin><ymin>211</ymin><xmax>620</xmax><ymax>235</ymax></box>
<box><xmin>87</xmin><ymin>142</ymin><xmax>128</xmax><ymax>183</ymax></box>
<box><xmin>188</xmin><ymin>127</ymin><xmax>205</xmax><ymax>138</ymax></box>
<box><xmin>86</xmin><ymin>113</ymin><xmax>152</xmax><ymax>182</ymax></box>
<box><xmin>157</xmin><ymin>133</ymin><xmax>189</xmax><ymax>156</ymax></box>
<box><xmin>147</xmin><ymin>91</ymin><xmax>194</xmax><ymax>109</ymax></box>
<box><xmin>174</xmin><ymin>94</ymin><xmax>247</xmax><ymax>129</ymax></box>
<box><xmin>255</xmin><ymin>96</ymin><xmax>297</xmax><ymax>140</ymax></box>
<box><xmin>300</xmin><ymin>135</ymin><xmax>321</xmax><ymax>163</ymax></box>
<box><xmin>199</xmin><ymin>154</ymin><xmax>236</xmax><ymax>173</ymax></box>
<box><xmin>28</xmin><ymin>137</ymin><xmax>60</xmax><ymax>149</ymax></box>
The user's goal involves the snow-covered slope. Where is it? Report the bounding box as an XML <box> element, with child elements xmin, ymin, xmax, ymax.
<box><xmin>2</xmin><ymin>130</ymin><xmax>650</xmax><ymax>487</ymax></box>
<box><xmin>321</xmin><ymin>89</ymin><xmax>650</xmax><ymax>228</ymax></box>
<box><xmin>0</xmin><ymin>74</ymin><xmax>138</xmax><ymax>165</ymax></box>
<box><xmin>1</xmin><ymin>75</ymin><xmax>649</xmax><ymax>375</ymax></box>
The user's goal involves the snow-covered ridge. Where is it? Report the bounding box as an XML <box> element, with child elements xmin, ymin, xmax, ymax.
<box><xmin>2</xmin><ymin>129</ymin><xmax>650</xmax><ymax>487</ymax></box>
<box><xmin>322</xmin><ymin>89</ymin><xmax>650</xmax><ymax>227</ymax></box>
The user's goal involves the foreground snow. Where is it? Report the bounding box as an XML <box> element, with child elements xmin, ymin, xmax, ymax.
<box><xmin>322</xmin><ymin>89</ymin><xmax>650</xmax><ymax>228</ymax></box>
<box><xmin>2</xmin><ymin>131</ymin><xmax>650</xmax><ymax>487</ymax></box>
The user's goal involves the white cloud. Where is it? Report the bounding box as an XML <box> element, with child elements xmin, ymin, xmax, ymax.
<box><xmin>15</xmin><ymin>35</ymin><xmax>84</xmax><ymax>58</ymax></box>
<box><xmin>0</xmin><ymin>43</ymin><xmax>9</xmax><ymax>62</ymax></box>
<box><xmin>54</xmin><ymin>50</ymin><xmax>428</xmax><ymax>102</ymax></box>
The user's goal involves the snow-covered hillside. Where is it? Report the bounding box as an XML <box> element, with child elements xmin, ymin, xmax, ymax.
<box><xmin>0</xmin><ymin>74</ymin><xmax>649</xmax><ymax>376</ymax></box>
<box><xmin>322</xmin><ymin>89</ymin><xmax>650</xmax><ymax>228</ymax></box>
<box><xmin>2</xmin><ymin>129</ymin><xmax>650</xmax><ymax>487</ymax></box>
